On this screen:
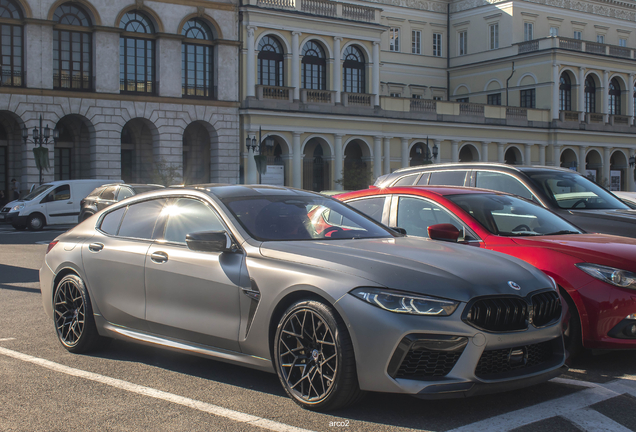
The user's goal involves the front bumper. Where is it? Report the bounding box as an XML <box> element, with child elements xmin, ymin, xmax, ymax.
<box><xmin>0</xmin><ymin>211</ymin><xmax>25</xmax><ymax>226</ymax></box>
<box><xmin>335</xmin><ymin>293</ymin><xmax>565</xmax><ymax>396</ymax></box>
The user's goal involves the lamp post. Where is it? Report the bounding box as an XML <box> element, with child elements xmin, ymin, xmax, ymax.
<box><xmin>629</xmin><ymin>154</ymin><xmax>635</xmax><ymax>181</ymax></box>
<box><xmin>245</xmin><ymin>127</ymin><xmax>274</xmax><ymax>184</ymax></box>
<box><xmin>414</xmin><ymin>136</ymin><xmax>439</xmax><ymax>164</ymax></box>
<box><xmin>22</xmin><ymin>116</ymin><xmax>59</xmax><ymax>185</ymax></box>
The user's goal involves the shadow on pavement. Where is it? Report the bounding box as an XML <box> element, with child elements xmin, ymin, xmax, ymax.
<box><xmin>0</xmin><ymin>263</ymin><xmax>39</xmax><ymax>284</ymax></box>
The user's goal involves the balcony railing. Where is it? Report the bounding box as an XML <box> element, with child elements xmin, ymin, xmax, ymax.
<box><xmin>609</xmin><ymin>46</ymin><xmax>631</xmax><ymax>57</ymax></box>
<box><xmin>560</xmin><ymin>111</ymin><xmax>580</xmax><ymax>122</ymax></box>
<box><xmin>250</xmin><ymin>0</ymin><xmax>379</xmax><ymax>23</ymax></box>
<box><xmin>611</xmin><ymin>115</ymin><xmax>630</xmax><ymax>126</ymax></box>
<box><xmin>0</xmin><ymin>70</ymin><xmax>24</xmax><ymax>87</ymax></box>
<box><xmin>506</xmin><ymin>107</ymin><xmax>527</xmax><ymax>120</ymax></box>
<box><xmin>518</xmin><ymin>40</ymin><xmax>539</xmax><ymax>53</ymax></box>
<box><xmin>587</xmin><ymin>113</ymin><xmax>604</xmax><ymax>124</ymax></box>
<box><xmin>343</xmin><ymin>92</ymin><xmax>372</xmax><ymax>107</ymax></box>
<box><xmin>460</xmin><ymin>103</ymin><xmax>484</xmax><ymax>116</ymax></box>
<box><xmin>182</xmin><ymin>84</ymin><xmax>217</xmax><ymax>99</ymax></box>
<box><xmin>585</xmin><ymin>42</ymin><xmax>606</xmax><ymax>55</ymax></box>
<box><xmin>301</xmin><ymin>89</ymin><xmax>335</xmax><ymax>104</ymax></box>
<box><xmin>120</xmin><ymin>79</ymin><xmax>156</xmax><ymax>94</ymax></box>
<box><xmin>410</xmin><ymin>99</ymin><xmax>436</xmax><ymax>113</ymax></box>
<box><xmin>559</xmin><ymin>39</ymin><xmax>582</xmax><ymax>50</ymax></box>
<box><xmin>519</xmin><ymin>37</ymin><xmax>635</xmax><ymax>59</ymax></box>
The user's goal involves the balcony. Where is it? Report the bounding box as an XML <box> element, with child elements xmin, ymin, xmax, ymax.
<box><xmin>301</xmin><ymin>89</ymin><xmax>336</xmax><ymax>105</ymax></box>
<box><xmin>248</xmin><ymin>0</ymin><xmax>381</xmax><ymax>23</ymax></box>
<box><xmin>518</xmin><ymin>37</ymin><xmax>635</xmax><ymax>59</ymax></box>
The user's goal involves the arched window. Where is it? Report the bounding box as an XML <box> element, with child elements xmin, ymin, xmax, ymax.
<box><xmin>559</xmin><ymin>73</ymin><xmax>571</xmax><ymax>111</ymax></box>
<box><xmin>182</xmin><ymin>19</ymin><xmax>215</xmax><ymax>98</ymax></box>
<box><xmin>343</xmin><ymin>46</ymin><xmax>365</xmax><ymax>94</ymax></box>
<box><xmin>302</xmin><ymin>41</ymin><xmax>326</xmax><ymax>90</ymax></box>
<box><xmin>119</xmin><ymin>11</ymin><xmax>155</xmax><ymax>94</ymax></box>
<box><xmin>584</xmin><ymin>75</ymin><xmax>596</xmax><ymax>113</ymax></box>
<box><xmin>258</xmin><ymin>36</ymin><xmax>283</xmax><ymax>87</ymax></box>
<box><xmin>633</xmin><ymin>82</ymin><xmax>636</xmax><ymax>117</ymax></box>
<box><xmin>608</xmin><ymin>78</ymin><xmax>621</xmax><ymax>115</ymax></box>
<box><xmin>0</xmin><ymin>0</ymin><xmax>23</xmax><ymax>87</ymax></box>
<box><xmin>53</xmin><ymin>4</ymin><xmax>92</xmax><ymax>90</ymax></box>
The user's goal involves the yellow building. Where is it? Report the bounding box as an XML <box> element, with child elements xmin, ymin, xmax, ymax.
<box><xmin>240</xmin><ymin>0</ymin><xmax>636</xmax><ymax>192</ymax></box>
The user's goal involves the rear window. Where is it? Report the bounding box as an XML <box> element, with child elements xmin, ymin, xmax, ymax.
<box><xmin>99</xmin><ymin>207</ymin><xmax>125</xmax><ymax>235</ymax></box>
<box><xmin>87</xmin><ymin>187</ymin><xmax>104</xmax><ymax>198</ymax></box>
<box><xmin>99</xmin><ymin>186</ymin><xmax>118</xmax><ymax>201</ymax></box>
<box><xmin>393</xmin><ymin>174</ymin><xmax>418</xmax><ymax>186</ymax></box>
<box><xmin>428</xmin><ymin>170</ymin><xmax>468</xmax><ymax>186</ymax></box>
<box><xmin>118</xmin><ymin>199</ymin><xmax>166</xmax><ymax>239</ymax></box>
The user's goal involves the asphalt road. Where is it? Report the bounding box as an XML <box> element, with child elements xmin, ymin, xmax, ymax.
<box><xmin>1</xmin><ymin>223</ymin><xmax>636</xmax><ymax>432</ymax></box>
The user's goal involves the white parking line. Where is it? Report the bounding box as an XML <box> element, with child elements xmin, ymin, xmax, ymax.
<box><xmin>0</xmin><ymin>346</ymin><xmax>314</xmax><ymax>432</ymax></box>
<box><xmin>0</xmin><ymin>338</ymin><xmax>16</xmax><ymax>342</ymax></box>
<box><xmin>562</xmin><ymin>408</ymin><xmax>633</xmax><ymax>432</ymax></box>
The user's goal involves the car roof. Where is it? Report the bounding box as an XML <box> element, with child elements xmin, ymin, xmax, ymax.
<box><xmin>190</xmin><ymin>184</ymin><xmax>322</xmax><ymax>199</ymax></box>
<box><xmin>388</xmin><ymin>163</ymin><xmax>578</xmax><ymax>177</ymax></box>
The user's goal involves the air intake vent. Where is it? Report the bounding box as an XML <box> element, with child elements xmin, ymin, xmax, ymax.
<box><xmin>531</xmin><ymin>291</ymin><xmax>562</xmax><ymax>327</ymax></box>
<box><xmin>466</xmin><ymin>297</ymin><xmax>528</xmax><ymax>332</ymax></box>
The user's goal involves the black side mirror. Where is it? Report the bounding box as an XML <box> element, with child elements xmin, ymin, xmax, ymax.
<box><xmin>186</xmin><ymin>231</ymin><xmax>239</xmax><ymax>253</ymax></box>
<box><xmin>428</xmin><ymin>223</ymin><xmax>461</xmax><ymax>242</ymax></box>
<box><xmin>390</xmin><ymin>227</ymin><xmax>407</xmax><ymax>236</ymax></box>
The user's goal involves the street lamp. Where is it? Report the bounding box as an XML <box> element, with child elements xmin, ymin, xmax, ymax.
<box><xmin>629</xmin><ymin>154</ymin><xmax>635</xmax><ymax>181</ymax></box>
<box><xmin>22</xmin><ymin>115</ymin><xmax>59</xmax><ymax>185</ymax></box>
<box><xmin>245</xmin><ymin>127</ymin><xmax>274</xmax><ymax>183</ymax></box>
<box><xmin>415</xmin><ymin>136</ymin><xmax>439</xmax><ymax>164</ymax></box>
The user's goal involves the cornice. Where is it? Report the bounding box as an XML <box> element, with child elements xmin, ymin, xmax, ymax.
<box><xmin>361</xmin><ymin>0</ymin><xmax>449</xmax><ymax>13</ymax></box>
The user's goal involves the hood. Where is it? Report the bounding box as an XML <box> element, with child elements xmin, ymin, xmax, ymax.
<box><xmin>512</xmin><ymin>233</ymin><xmax>636</xmax><ymax>272</ymax></box>
<box><xmin>2</xmin><ymin>199</ymin><xmax>19</xmax><ymax>210</ymax></box>
<box><xmin>260</xmin><ymin>237</ymin><xmax>552</xmax><ymax>302</ymax></box>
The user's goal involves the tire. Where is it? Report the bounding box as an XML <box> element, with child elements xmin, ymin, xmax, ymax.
<box><xmin>12</xmin><ymin>224</ymin><xmax>27</xmax><ymax>231</ymax></box>
<box><xmin>560</xmin><ymin>289</ymin><xmax>582</xmax><ymax>361</ymax></box>
<box><xmin>27</xmin><ymin>214</ymin><xmax>45</xmax><ymax>231</ymax></box>
<box><xmin>273</xmin><ymin>300</ymin><xmax>364</xmax><ymax>411</ymax></box>
<box><xmin>53</xmin><ymin>274</ymin><xmax>104</xmax><ymax>353</ymax></box>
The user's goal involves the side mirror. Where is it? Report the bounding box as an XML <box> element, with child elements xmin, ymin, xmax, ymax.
<box><xmin>428</xmin><ymin>223</ymin><xmax>460</xmax><ymax>242</ymax></box>
<box><xmin>186</xmin><ymin>231</ymin><xmax>239</xmax><ymax>253</ymax></box>
<box><xmin>389</xmin><ymin>227</ymin><xmax>407</xmax><ymax>236</ymax></box>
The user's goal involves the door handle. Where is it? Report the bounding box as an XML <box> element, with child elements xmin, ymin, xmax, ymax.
<box><xmin>67</xmin><ymin>202</ymin><xmax>73</xmax><ymax>204</ymax></box>
<box><xmin>150</xmin><ymin>251</ymin><xmax>169</xmax><ymax>264</ymax></box>
<box><xmin>88</xmin><ymin>243</ymin><xmax>104</xmax><ymax>252</ymax></box>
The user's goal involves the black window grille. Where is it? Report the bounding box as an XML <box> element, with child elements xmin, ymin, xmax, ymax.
<box><xmin>0</xmin><ymin>0</ymin><xmax>23</xmax><ymax>87</ymax></box>
<box><xmin>608</xmin><ymin>78</ymin><xmax>621</xmax><ymax>115</ymax></box>
<box><xmin>343</xmin><ymin>45</ymin><xmax>365</xmax><ymax>94</ymax></box>
<box><xmin>585</xmin><ymin>75</ymin><xmax>596</xmax><ymax>113</ymax></box>
<box><xmin>301</xmin><ymin>41</ymin><xmax>326</xmax><ymax>90</ymax></box>
<box><xmin>182</xmin><ymin>19</ymin><xmax>215</xmax><ymax>98</ymax></box>
<box><xmin>487</xmin><ymin>93</ymin><xmax>501</xmax><ymax>105</ymax></box>
<box><xmin>520</xmin><ymin>89</ymin><xmax>535</xmax><ymax>108</ymax></box>
<box><xmin>53</xmin><ymin>3</ymin><xmax>92</xmax><ymax>91</ymax></box>
<box><xmin>559</xmin><ymin>73</ymin><xmax>571</xmax><ymax>111</ymax></box>
<box><xmin>258</xmin><ymin>36</ymin><xmax>283</xmax><ymax>87</ymax></box>
<box><xmin>119</xmin><ymin>11</ymin><xmax>155</xmax><ymax>94</ymax></box>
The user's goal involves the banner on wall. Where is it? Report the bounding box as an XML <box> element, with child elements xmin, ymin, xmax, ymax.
<box><xmin>610</xmin><ymin>170</ymin><xmax>621</xmax><ymax>191</ymax></box>
<box><xmin>261</xmin><ymin>165</ymin><xmax>284</xmax><ymax>186</ymax></box>
<box><xmin>585</xmin><ymin>169</ymin><xmax>597</xmax><ymax>182</ymax></box>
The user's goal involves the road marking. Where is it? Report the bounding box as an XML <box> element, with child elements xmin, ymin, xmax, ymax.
<box><xmin>562</xmin><ymin>408</ymin><xmax>633</xmax><ymax>432</ymax></box>
<box><xmin>0</xmin><ymin>346</ymin><xmax>314</xmax><ymax>432</ymax></box>
<box><xmin>0</xmin><ymin>338</ymin><xmax>16</xmax><ymax>342</ymax></box>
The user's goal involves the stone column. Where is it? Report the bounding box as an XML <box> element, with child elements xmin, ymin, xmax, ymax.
<box><xmin>433</xmin><ymin>139</ymin><xmax>441</xmax><ymax>164</ymax></box>
<box><xmin>578</xmin><ymin>67</ymin><xmax>586</xmax><ymax>121</ymax></box>
<box><xmin>629</xmin><ymin>73</ymin><xmax>635</xmax><ymax>125</ymax></box>
<box><xmin>524</xmin><ymin>144</ymin><xmax>532</xmax><ymax>165</ymax></box>
<box><xmin>334</xmin><ymin>134</ymin><xmax>344</xmax><ymax>190</ymax></box>
<box><xmin>578</xmin><ymin>146</ymin><xmax>587</xmax><ymax>174</ymax></box>
<box><xmin>553</xmin><ymin>145</ymin><xmax>562</xmax><ymax>167</ymax></box>
<box><xmin>247</xmin><ymin>26</ymin><xmax>256</xmax><ymax>98</ymax></box>
<box><xmin>539</xmin><ymin>144</ymin><xmax>547</xmax><ymax>166</ymax></box>
<box><xmin>157</xmin><ymin>37</ymin><xmax>182</xmax><ymax>97</ymax></box>
<box><xmin>552</xmin><ymin>63</ymin><xmax>560</xmax><ymax>120</ymax></box>
<box><xmin>372</xmin><ymin>42</ymin><xmax>380</xmax><ymax>106</ymax></box>
<box><xmin>497</xmin><ymin>142</ymin><xmax>505</xmax><ymax>163</ymax></box>
<box><xmin>383</xmin><ymin>137</ymin><xmax>392</xmax><ymax>174</ymax></box>
<box><xmin>292</xmin><ymin>31</ymin><xmax>301</xmax><ymax>100</ymax></box>
<box><xmin>451</xmin><ymin>140</ymin><xmax>459</xmax><ymax>162</ymax></box>
<box><xmin>292</xmin><ymin>132</ymin><xmax>302</xmax><ymax>188</ymax></box>
<box><xmin>603</xmin><ymin>70</ymin><xmax>609</xmax><ymax>123</ymax></box>
<box><xmin>401</xmin><ymin>138</ymin><xmax>410</xmax><ymax>167</ymax></box>
<box><xmin>334</xmin><ymin>37</ymin><xmax>342</xmax><ymax>104</ymax></box>
<box><xmin>481</xmin><ymin>141</ymin><xmax>489</xmax><ymax>162</ymax></box>
<box><xmin>95</xmin><ymin>31</ymin><xmax>121</xmax><ymax>93</ymax></box>
<box><xmin>373</xmin><ymin>136</ymin><xmax>382</xmax><ymax>179</ymax></box>
<box><xmin>603</xmin><ymin>146</ymin><xmax>611</xmax><ymax>188</ymax></box>
<box><xmin>25</xmin><ymin>23</ymin><xmax>53</xmax><ymax>89</ymax></box>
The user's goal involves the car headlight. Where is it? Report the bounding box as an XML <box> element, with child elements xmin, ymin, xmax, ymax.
<box><xmin>12</xmin><ymin>203</ymin><xmax>24</xmax><ymax>212</ymax></box>
<box><xmin>575</xmin><ymin>263</ymin><xmax>636</xmax><ymax>289</ymax></box>
<box><xmin>350</xmin><ymin>287</ymin><xmax>459</xmax><ymax>316</ymax></box>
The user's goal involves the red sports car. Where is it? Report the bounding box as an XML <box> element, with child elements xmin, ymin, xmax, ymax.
<box><xmin>336</xmin><ymin>186</ymin><xmax>636</xmax><ymax>357</ymax></box>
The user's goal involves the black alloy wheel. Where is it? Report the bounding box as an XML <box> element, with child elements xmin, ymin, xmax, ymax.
<box><xmin>53</xmin><ymin>274</ymin><xmax>103</xmax><ymax>353</ymax></box>
<box><xmin>274</xmin><ymin>300</ymin><xmax>363</xmax><ymax>411</ymax></box>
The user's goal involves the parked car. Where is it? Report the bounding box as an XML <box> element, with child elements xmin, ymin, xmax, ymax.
<box><xmin>1</xmin><ymin>179</ymin><xmax>122</xmax><ymax>231</ymax></box>
<box><xmin>78</xmin><ymin>183</ymin><xmax>164</xmax><ymax>222</ymax></box>
<box><xmin>613</xmin><ymin>191</ymin><xmax>636</xmax><ymax>209</ymax></box>
<box><xmin>41</xmin><ymin>185</ymin><xmax>565</xmax><ymax>411</ymax></box>
<box><xmin>338</xmin><ymin>186</ymin><xmax>636</xmax><ymax>358</ymax></box>
<box><xmin>374</xmin><ymin>163</ymin><xmax>636</xmax><ymax>238</ymax></box>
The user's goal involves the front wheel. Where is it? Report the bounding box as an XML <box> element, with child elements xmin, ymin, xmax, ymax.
<box><xmin>273</xmin><ymin>300</ymin><xmax>364</xmax><ymax>411</ymax></box>
<box><xmin>561</xmin><ymin>289</ymin><xmax>582</xmax><ymax>361</ymax></box>
<box><xmin>27</xmin><ymin>214</ymin><xmax>44</xmax><ymax>231</ymax></box>
<box><xmin>53</xmin><ymin>274</ymin><xmax>103</xmax><ymax>353</ymax></box>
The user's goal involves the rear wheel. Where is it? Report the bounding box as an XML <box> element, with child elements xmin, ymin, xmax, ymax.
<box><xmin>53</xmin><ymin>274</ymin><xmax>104</xmax><ymax>353</ymax></box>
<box><xmin>273</xmin><ymin>300</ymin><xmax>364</xmax><ymax>411</ymax></box>
<box><xmin>27</xmin><ymin>214</ymin><xmax>44</xmax><ymax>231</ymax></box>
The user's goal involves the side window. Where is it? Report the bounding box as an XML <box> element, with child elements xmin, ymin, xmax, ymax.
<box><xmin>45</xmin><ymin>185</ymin><xmax>71</xmax><ymax>202</ymax></box>
<box><xmin>416</xmin><ymin>172</ymin><xmax>431</xmax><ymax>185</ymax></box>
<box><xmin>87</xmin><ymin>187</ymin><xmax>103</xmax><ymax>198</ymax></box>
<box><xmin>393</xmin><ymin>174</ymin><xmax>418</xmax><ymax>186</ymax></box>
<box><xmin>396</xmin><ymin>196</ymin><xmax>465</xmax><ymax>239</ymax></box>
<box><xmin>347</xmin><ymin>197</ymin><xmax>386</xmax><ymax>223</ymax></box>
<box><xmin>163</xmin><ymin>198</ymin><xmax>225</xmax><ymax>244</ymax></box>
<box><xmin>428</xmin><ymin>171</ymin><xmax>468</xmax><ymax>186</ymax></box>
<box><xmin>99</xmin><ymin>207</ymin><xmax>126</xmax><ymax>235</ymax></box>
<box><xmin>118</xmin><ymin>199</ymin><xmax>167</xmax><ymax>239</ymax></box>
<box><xmin>99</xmin><ymin>186</ymin><xmax>118</xmax><ymax>201</ymax></box>
<box><xmin>475</xmin><ymin>171</ymin><xmax>534</xmax><ymax>201</ymax></box>
<box><xmin>117</xmin><ymin>187</ymin><xmax>134</xmax><ymax>201</ymax></box>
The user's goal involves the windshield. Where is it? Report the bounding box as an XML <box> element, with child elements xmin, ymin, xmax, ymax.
<box><xmin>220</xmin><ymin>195</ymin><xmax>392</xmax><ymax>241</ymax></box>
<box><xmin>22</xmin><ymin>184</ymin><xmax>53</xmax><ymax>201</ymax></box>
<box><xmin>447</xmin><ymin>193</ymin><xmax>582</xmax><ymax>236</ymax></box>
<box><xmin>526</xmin><ymin>171</ymin><xmax>628</xmax><ymax>210</ymax></box>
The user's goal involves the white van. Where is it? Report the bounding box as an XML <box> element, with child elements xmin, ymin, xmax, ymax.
<box><xmin>0</xmin><ymin>179</ymin><xmax>122</xmax><ymax>231</ymax></box>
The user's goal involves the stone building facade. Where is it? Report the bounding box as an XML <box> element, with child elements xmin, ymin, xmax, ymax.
<box><xmin>0</xmin><ymin>0</ymin><xmax>239</xmax><ymax>197</ymax></box>
<box><xmin>240</xmin><ymin>0</ymin><xmax>636</xmax><ymax>192</ymax></box>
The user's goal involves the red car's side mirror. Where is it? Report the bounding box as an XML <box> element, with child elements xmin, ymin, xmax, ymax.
<box><xmin>428</xmin><ymin>223</ymin><xmax>460</xmax><ymax>242</ymax></box>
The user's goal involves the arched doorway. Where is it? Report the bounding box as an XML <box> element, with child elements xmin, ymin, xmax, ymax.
<box><xmin>54</xmin><ymin>115</ymin><xmax>93</xmax><ymax>180</ymax></box>
<box><xmin>504</xmin><ymin>146</ymin><xmax>523</xmax><ymax>165</ymax></box>
<box><xmin>303</xmin><ymin>138</ymin><xmax>331</xmax><ymax>191</ymax></box>
<box><xmin>0</xmin><ymin>111</ymin><xmax>23</xmax><ymax>199</ymax></box>
<box><xmin>459</xmin><ymin>144</ymin><xmax>478</xmax><ymax>162</ymax></box>
<box><xmin>343</xmin><ymin>140</ymin><xmax>371</xmax><ymax>190</ymax></box>
<box><xmin>610</xmin><ymin>151</ymin><xmax>628</xmax><ymax>191</ymax></box>
<box><xmin>183</xmin><ymin>122</ymin><xmax>211</xmax><ymax>185</ymax></box>
<box><xmin>121</xmin><ymin>118</ymin><xmax>157</xmax><ymax>184</ymax></box>
<box><xmin>585</xmin><ymin>149</ymin><xmax>602</xmax><ymax>183</ymax></box>
<box><xmin>560</xmin><ymin>148</ymin><xmax>578</xmax><ymax>170</ymax></box>
<box><xmin>409</xmin><ymin>142</ymin><xmax>433</xmax><ymax>166</ymax></box>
